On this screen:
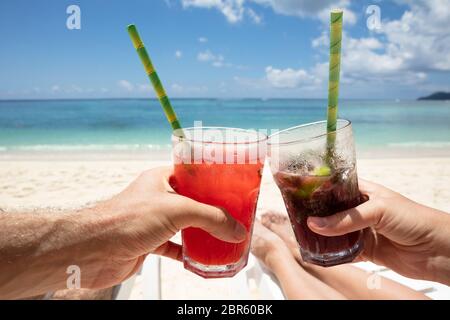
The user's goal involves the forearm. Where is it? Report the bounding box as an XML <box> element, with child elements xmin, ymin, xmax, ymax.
<box><xmin>269</xmin><ymin>254</ymin><xmax>345</xmax><ymax>300</ymax></box>
<box><xmin>0</xmin><ymin>204</ymin><xmax>119</xmax><ymax>299</ymax></box>
<box><xmin>427</xmin><ymin>207</ymin><xmax>450</xmax><ymax>286</ymax></box>
<box><xmin>304</xmin><ymin>264</ymin><xmax>429</xmax><ymax>300</ymax></box>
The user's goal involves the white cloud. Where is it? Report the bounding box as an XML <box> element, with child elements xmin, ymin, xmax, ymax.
<box><xmin>181</xmin><ymin>0</ymin><xmax>356</xmax><ymax>24</ymax></box>
<box><xmin>175</xmin><ymin>50</ymin><xmax>183</xmax><ymax>59</ymax></box>
<box><xmin>179</xmin><ymin>1</ymin><xmax>448</xmax><ymax>96</ymax></box>
<box><xmin>233</xmin><ymin>76</ymin><xmax>268</xmax><ymax>89</ymax></box>
<box><xmin>172</xmin><ymin>83</ymin><xmax>184</xmax><ymax>91</ymax></box>
<box><xmin>182</xmin><ymin>0</ymin><xmax>245</xmax><ymax>23</ymax></box>
<box><xmin>197</xmin><ymin>50</ymin><xmax>216</xmax><ymax>62</ymax></box>
<box><xmin>198</xmin><ymin>36</ymin><xmax>208</xmax><ymax>43</ymax></box>
<box><xmin>265</xmin><ymin>66</ymin><xmax>318</xmax><ymax>88</ymax></box>
<box><xmin>164</xmin><ymin>0</ymin><xmax>174</xmax><ymax>7</ymax></box>
<box><xmin>379</xmin><ymin>0</ymin><xmax>450</xmax><ymax>72</ymax></box>
<box><xmin>246</xmin><ymin>8</ymin><xmax>262</xmax><ymax>24</ymax></box>
<box><xmin>344</xmin><ymin>37</ymin><xmax>402</xmax><ymax>76</ymax></box>
<box><xmin>234</xmin><ymin>65</ymin><xmax>323</xmax><ymax>91</ymax></box>
<box><xmin>212</xmin><ymin>62</ymin><xmax>221</xmax><ymax>67</ymax></box>
<box><xmin>137</xmin><ymin>84</ymin><xmax>152</xmax><ymax>92</ymax></box>
<box><xmin>309</xmin><ymin>34</ymin><xmax>428</xmax><ymax>87</ymax></box>
<box><xmin>253</xmin><ymin>0</ymin><xmax>341</xmax><ymax>15</ymax></box>
<box><xmin>116</xmin><ymin>81</ymin><xmax>164</xmax><ymax>94</ymax></box>
<box><xmin>197</xmin><ymin>49</ymin><xmax>229</xmax><ymax>67</ymax></box>
<box><xmin>171</xmin><ymin>82</ymin><xmax>208</xmax><ymax>94</ymax></box>
<box><xmin>254</xmin><ymin>0</ymin><xmax>356</xmax><ymax>24</ymax></box>
<box><xmin>69</xmin><ymin>85</ymin><xmax>83</xmax><ymax>93</ymax></box>
<box><xmin>307</xmin><ymin>0</ymin><xmax>449</xmax><ymax>87</ymax></box>
<box><xmin>21</xmin><ymin>85</ymin><xmax>110</xmax><ymax>96</ymax></box>
<box><xmin>312</xmin><ymin>31</ymin><xmax>328</xmax><ymax>48</ymax></box>
<box><xmin>117</xmin><ymin>80</ymin><xmax>134</xmax><ymax>91</ymax></box>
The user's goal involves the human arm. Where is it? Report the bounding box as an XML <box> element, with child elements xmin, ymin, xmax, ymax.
<box><xmin>0</xmin><ymin>167</ymin><xmax>246</xmax><ymax>299</ymax></box>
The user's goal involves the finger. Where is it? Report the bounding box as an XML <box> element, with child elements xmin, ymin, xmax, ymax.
<box><xmin>157</xmin><ymin>166</ymin><xmax>181</xmax><ymax>194</ymax></box>
<box><xmin>121</xmin><ymin>254</ymin><xmax>148</xmax><ymax>283</ymax></box>
<box><xmin>153</xmin><ymin>241</ymin><xmax>182</xmax><ymax>261</ymax></box>
<box><xmin>307</xmin><ymin>199</ymin><xmax>383</xmax><ymax>236</ymax></box>
<box><xmin>156</xmin><ymin>166</ymin><xmax>173</xmax><ymax>183</ymax></box>
<box><xmin>358</xmin><ymin>178</ymin><xmax>380</xmax><ymax>196</ymax></box>
<box><xmin>126</xmin><ymin>166</ymin><xmax>173</xmax><ymax>194</ymax></box>
<box><xmin>358</xmin><ymin>178</ymin><xmax>391</xmax><ymax>197</ymax></box>
<box><xmin>171</xmin><ymin>196</ymin><xmax>247</xmax><ymax>243</ymax></box>
<box><xmin>143</xmin><ymin>166</ymin><xmax>173</xmax><ymax>186</ymax></box>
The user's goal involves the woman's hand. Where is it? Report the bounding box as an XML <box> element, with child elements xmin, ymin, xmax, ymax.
<box><xmin>307</xmin><ymin>179</ymin><xmax>450</xmax><ymax>285</ymax></box>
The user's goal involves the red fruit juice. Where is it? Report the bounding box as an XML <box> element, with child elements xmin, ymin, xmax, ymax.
<box><xmin>170</xmin><ymin>160</ymin><xmax>263</xmax><ymax>276</ymax></box>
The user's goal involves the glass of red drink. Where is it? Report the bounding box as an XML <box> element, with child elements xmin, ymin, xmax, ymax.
<box><xmin>170</xmin><ymin>127</ymin><xmax>267</xmax><ymax>278</ymax></box>
<box><xmin>268</xmin><ymin>119</ymin><xmax>363</xmax><ymax>267</ymax></box>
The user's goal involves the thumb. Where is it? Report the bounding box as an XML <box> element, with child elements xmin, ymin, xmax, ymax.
<box><xmin>307</xmin><ymin>199</ymin><xmax>383</xmax><ymax>236</ymax></box>
<box><xmin>172</xmin><ymin>196</ymin><xmax>247</xmax><ymax>243</ymax></box>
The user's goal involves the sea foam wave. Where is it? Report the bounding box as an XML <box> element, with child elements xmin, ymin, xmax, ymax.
<box><xmin>387</xmin><ymin>141</ymin><xmax>450</xmax><ymax>148</ymax></box>
<box><xmin>0</xmin><ymin>144</ymin><xmax>172</xmax><ymax>152</ymax></box>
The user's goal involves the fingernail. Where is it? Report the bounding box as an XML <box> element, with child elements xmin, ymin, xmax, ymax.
<box><xmin>309</xmin><ymin>217</ymin><xmax>328</xmax><ymax>228</ymax></box>
<box><xmin>234</xmin><ymin>223</ymin><xmax>247</xmax><ymax>241</ymax></box>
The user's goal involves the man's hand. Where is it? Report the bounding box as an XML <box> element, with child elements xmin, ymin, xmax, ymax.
<box><xmin>95</xmin><ymin>167</ymin><xmax>246</xmax><ymax>286</ymax></box>
<box><xmin>0</xmin><ymin>167</ymin><xmax>246</xmax><ymax>299</ymax></box>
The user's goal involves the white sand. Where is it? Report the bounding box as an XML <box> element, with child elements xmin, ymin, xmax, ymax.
<box><xmin>2</xmin><ymin>157</ymin><xmax>448</xmax><ymax>212</ymax></box>
<box><xmin>1</xmin><ymin>156</ymin><xmax>449</xmax><ymax>299</ymax></box>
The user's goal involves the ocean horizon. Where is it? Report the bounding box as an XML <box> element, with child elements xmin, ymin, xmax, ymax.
<box><xmin>1</xmin><ymin>98</ymin><xmax>449</xmax><ymax>156</ymax></box>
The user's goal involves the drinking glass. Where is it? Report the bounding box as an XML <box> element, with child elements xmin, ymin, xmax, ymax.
<box><xmin>268</xmin><ymin>119</ymin><xmax>363</xmax><ymax>266</ymax></box>
<box><xmin>170</xmin><ymin>127</ymin><xmax>267</xmax><ymax>277</ymax></box>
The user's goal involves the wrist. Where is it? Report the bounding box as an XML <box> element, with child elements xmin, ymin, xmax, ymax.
<box><xmin>47</xmin><ymin>203</ymin><xmax>126</xmax><ymax>289</ymax></box>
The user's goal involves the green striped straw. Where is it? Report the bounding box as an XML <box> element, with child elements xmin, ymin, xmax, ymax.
<box><xmin>326</xmin><ymin>9</ymin><xmax>343</xmax><ymax>163</ymax></box>
<box><xmin>127</xmin><ymin>24</ymin><xmax>185</xmax><ymax>137</ymax></box>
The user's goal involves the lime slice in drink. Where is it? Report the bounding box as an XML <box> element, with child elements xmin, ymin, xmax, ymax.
<box><xmin>295</xmin><ymin>166</ymin><xmax>331</xmax><ymax>199</ymax></box>
<box><xmin>295</xmin><ymin>176</ymin><xmax>327</xmax><ymax>199</ymax></box>
<box><xmin>313</xmin><ymin>165</ymin><xmax>331</xmax><ymax>176</ymax></box>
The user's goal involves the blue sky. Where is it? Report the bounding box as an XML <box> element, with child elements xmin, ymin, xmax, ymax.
<box><xmin>0</xmin><ymin>0</ymin><xmax>449</xmax><ymax>99</ymax></box>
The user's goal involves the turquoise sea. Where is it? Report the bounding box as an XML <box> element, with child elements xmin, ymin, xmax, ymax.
<box><xmin>0</xmin><ymin>99</ymin><xmax>449</xmax><ymax>154</ymax></box>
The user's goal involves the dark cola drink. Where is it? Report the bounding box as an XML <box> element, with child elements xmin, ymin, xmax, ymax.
<box><xmin>274</xmin><ymin>164</ymin><xmax>363</xmax><ymax>266</ymax></box>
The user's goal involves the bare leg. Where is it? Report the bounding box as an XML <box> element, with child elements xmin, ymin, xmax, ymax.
<box><xmin>261</xmin><ymin>211</ymin><xmax>430</xmax><ymax>300</ymax></box>
<box><xmin>251</xmin><ymin>221</ymin><xmax>346</xmax><ymax>300</ymax></box>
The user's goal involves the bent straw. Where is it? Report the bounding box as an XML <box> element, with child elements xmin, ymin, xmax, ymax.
<box><xmin>326</xmin><ymin>9</ymin><xmax>343</xmax><ymax>164</ymax></box>
<box><xmin>127</xmin><ymin>24</ymin><xmax>185</xmax><ymax>137</ymax></box>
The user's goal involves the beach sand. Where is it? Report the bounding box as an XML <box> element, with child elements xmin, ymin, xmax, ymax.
<box><xmin>1</xmin><ymin>154</ymin><xmax>449</xmax><ymax>299</ymax></box>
